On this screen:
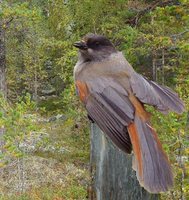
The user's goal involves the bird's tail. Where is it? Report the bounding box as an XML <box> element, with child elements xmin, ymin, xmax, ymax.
<box><xmin>128</xmin><ymin>115</ymin><xmax>173</xmax><ymax>193</ymax></box>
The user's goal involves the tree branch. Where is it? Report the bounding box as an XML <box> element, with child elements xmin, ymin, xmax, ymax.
<box><xmin>170</xmin><ymin>29</ymin><xmax>189</xmax><ymax>40</ymax></box>
<box><xmin>127</xmin><ymin>0</ymin><xmax>180</xmax><ymax>26</ymax></box>
<box><xmin>4</xmin><ymin>16</ymin><xmax>14</xmax><ymax>27</ymax></box>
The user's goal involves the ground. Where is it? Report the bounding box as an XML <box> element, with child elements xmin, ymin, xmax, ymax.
<box><xmin>0</xmin><ymin>114</ymin><xmax>90</xmax><ymax>200</ymax></box>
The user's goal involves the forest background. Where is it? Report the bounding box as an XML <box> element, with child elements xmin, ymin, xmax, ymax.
<box><xmin>0</xmin><ymin>0</ymin><xmax>189</xmax><ymax>199</ymax></box>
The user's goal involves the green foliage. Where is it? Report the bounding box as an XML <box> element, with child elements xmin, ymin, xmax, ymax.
<box><xmin>1</xmin><ymin>1</ymin><xmax>47</xmax><ymax>99</ymax></box>
<box><xmin>0</xmin><ymin>94</ymin><xmax>39</xmax><ymax>167</ymax></box>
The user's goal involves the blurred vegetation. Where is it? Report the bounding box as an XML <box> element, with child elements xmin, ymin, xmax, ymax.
<box><xmin>0</xmin><ymin>0</ymin><xmax>189</xmax><ymax>199</ymax></box>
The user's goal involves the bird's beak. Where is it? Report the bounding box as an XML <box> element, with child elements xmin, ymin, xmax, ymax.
<box><xmin>73</xmin><ymin>41</ymin><xmax>88</xmax><ymax>50</ymax></box>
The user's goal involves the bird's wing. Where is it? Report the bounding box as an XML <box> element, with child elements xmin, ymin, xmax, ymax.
<box><xmin>130</xmin><ymin>73</ymin><xmax>185</xmax><ymax>114</ymax></box>
<box><xmin>76</xmin><ymin>79</ymin><xmax>134</xmax><ymax>154</ymax></box>
<box><xmin>76</xmin><ymin>77</ymin><xmax>173</xmax><ymax>193</ymax></box>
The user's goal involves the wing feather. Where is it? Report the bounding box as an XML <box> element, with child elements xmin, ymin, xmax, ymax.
<box><xmin>146</xmin><ymin>79</ymin><xmax>185</xmax><ymax>114</ymax></box>
<box><xmin>130</xmin><ymin>74</ymin><xmax>185</xmax><ymax>114</ymax></box>
<box><xmin>78</xmin><ymin>81</ymin><xmax>135</xmax><ymax>154</ymax></box>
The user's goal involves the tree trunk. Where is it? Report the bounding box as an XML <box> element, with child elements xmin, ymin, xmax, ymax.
<box><xmin>161</xmin><ymin>49</ymin><xmax>165</xmax><ymax>85</ymax></box>
<box><xmin>0</xmin><ymin>22</ymin><xmax>7</xmax><ymax>98</ymax></box>
<box><xmin>152</xmin><ymin>57</ymin><xmax>157</xmax><ymax>82</ymax></box>
<box><xmin>89</xmin><ymin>123</ymin><xmax>159</xmax><ymax>200</ymax></box>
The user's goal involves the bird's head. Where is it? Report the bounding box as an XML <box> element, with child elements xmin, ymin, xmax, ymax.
<box><xmin>74</xmin><ymin>34</ymin><xmax>116</xmax><ymax>62</ymax></box>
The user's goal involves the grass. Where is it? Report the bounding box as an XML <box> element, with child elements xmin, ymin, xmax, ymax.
<box><xmin>0</xmin><ymin>101</ymin><xmax>90</xmax><ymax>200</ymax></box>
<box><xmin>0</xmin><ymin>185</ymin><xmax>87</xmax><ymax>200</ymax></box>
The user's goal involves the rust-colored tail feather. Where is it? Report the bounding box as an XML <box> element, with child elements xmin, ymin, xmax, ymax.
<box><xmin>127</xmin><ymin>123</ymin><xmax>143</xmax><ymax>178</ymax></box>
<box><xmin>128</xmin><ymin>115</ymin><xmax>173</xmax><ymax>193</ymax></box>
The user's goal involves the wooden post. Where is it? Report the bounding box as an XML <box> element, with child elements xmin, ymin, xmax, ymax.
<box><xmin>90</xmin><ymin>123</ymin><xmax>159</xmax><ymax>200</ymax></box>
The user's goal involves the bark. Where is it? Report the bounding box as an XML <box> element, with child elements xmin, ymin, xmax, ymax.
<box><xmin>161</xmin><ymin>49</ymin><xmax>165</xmax><ymax>85</ymax></box>
<box><xmin>89</xmin><ymin>123</ymin><xmax>159</xmax><ymax>200</ymax></box>
<box><xmin>152</xmin><ymin>57</ymin><xmax>157</xmax><ymax>82</ymax></box>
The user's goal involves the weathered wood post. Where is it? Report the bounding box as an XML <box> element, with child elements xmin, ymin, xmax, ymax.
<box><xmin>90</xmin><ymin>123</ymin><xmax>159</xmax><ymax>200</ymax></box>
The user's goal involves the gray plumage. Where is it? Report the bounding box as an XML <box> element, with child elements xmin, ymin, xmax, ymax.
<box><xmin>73</xmin><ymin>34</ymin><xmax>185</xmax><ymax>193</ymax></box>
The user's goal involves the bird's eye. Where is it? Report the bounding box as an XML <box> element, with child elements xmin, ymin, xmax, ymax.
<box><xmin>95</xmin><ymin>42</ymin><xmax>100</xmax><ymax>46</ymax></box>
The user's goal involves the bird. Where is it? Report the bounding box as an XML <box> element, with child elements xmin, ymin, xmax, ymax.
<box><xmin>73</xmin><ymin>33</ymin><xmax>185</xmax><ymax>193</ymax></box>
